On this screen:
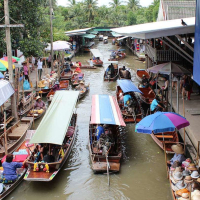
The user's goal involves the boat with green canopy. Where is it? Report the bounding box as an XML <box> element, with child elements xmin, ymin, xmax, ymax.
<box><xmin>24</xmin><ymin>91</ymin><xmax>79</xmax><ymax>182</ymax></box>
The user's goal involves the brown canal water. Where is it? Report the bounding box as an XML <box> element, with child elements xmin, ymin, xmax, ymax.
<box><xmin>6</xmin><ymin>40</ymin><xmax>172</xmax><ymax>200</ymax></box>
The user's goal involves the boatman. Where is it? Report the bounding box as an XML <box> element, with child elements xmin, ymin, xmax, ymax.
<box><xmin>123</xmin><ymin>93</ymin><xmax>132</xmax><ymax>107</ymax></box>
<box><xmin>150</xmin><ymin>95</ymin><xmax>165</xmax><ymax>113</ymax></box>
<box><xmin>34</xmin><ymin>96</ymin><xmax>46</xmax><ymax>110</ymax></box>
<box><xmin>96</xmin><ymin>125</ymin><xmax>105</xmax><ymax>148</ymax></box>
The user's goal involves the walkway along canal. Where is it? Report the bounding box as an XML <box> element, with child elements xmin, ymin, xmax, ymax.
<box><xmin>6</xmin><ymin>40</ymin><xmax>172</xmax><ymax>200</ymax></box>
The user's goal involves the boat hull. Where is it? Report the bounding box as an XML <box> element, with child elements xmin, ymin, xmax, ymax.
<box><xmin>136</xmin><ymin>69</ymin><xmax>150</xmax><ymax>83</ymax></box>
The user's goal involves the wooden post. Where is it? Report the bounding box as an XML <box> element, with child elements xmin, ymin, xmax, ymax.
<box><xmin>197</xmin><ymin>141</ymin><xmax>200</xmax><ymax>166</ymax></box>
<box><xmin>49</xmin><ymin>0</ymin><xmax>54</xmax><ymax>71</ymax></box>
<box><xmin>4</xmin><ymin>111</ymin><xmax>8</xmax><ymax>155</ymax></box>
<box><xmin>183</xmin><ymin>97</ymin><xmax>186</xmax><ymax>152</ymax></box>
<box><xmin>4</xmin><ymin>0</ymin><xmax>18</xmax><ymax>120</ymax></box>
<box><xmin>164</xmin><ymin>143</ymin><xmax>168</xmax><ymax>179</ymax></box>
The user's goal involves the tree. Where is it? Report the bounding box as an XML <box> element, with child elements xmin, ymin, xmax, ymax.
<box><xmin>68</xmin><ymin>0</ymin><xmax>76</xmax><ymax>6</ymax></box>
<box><xmin>109</xmin><ymin>0</ymin><xmax>122</xmax><ymax>8</ymax></box>
<box><xmin>127</xmin><ymin>11</ymin><xmax>136</xmax><ymax>25</ymax></box>
<box><xmin>84</xmin><ymin>0</ymin><xmax>98</xmax><ymax>22</ymax></box>
<box><xmin>127</xmin><ymin>0</ymin><xmax>140</xmax><ymax>11</ymax></box>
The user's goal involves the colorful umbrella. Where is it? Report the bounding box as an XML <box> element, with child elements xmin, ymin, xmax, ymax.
<box><xmin>135</xmin><ymin>112</ymin><xmax>190</xmax><ymax>134</ymax></box>
<box><xmin>0</xmin><ymin>72</ymin><xmax>4</xmax><ymax>78</ymax></box>
<box><xmin>1</xmin><ymin>56</ymin><xmax>20</xmax><ymax>62</ymax></box>
<box><xmin>0</xmin><ymin>60</ymin><xmax>15</xmax><ymax>71</ymax></box>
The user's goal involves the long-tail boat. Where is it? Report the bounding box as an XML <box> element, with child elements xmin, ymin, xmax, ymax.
<box><xmin>0</xmin><ymin>117</ymin><xmax>33</xmax><ymax>160</ymax></box>
<box><xmin>0</xmin><ymin>130</ymin><xmax>35</xmax><ymax>199</ymax></box>
<box><xmin>89</xmin><ymin>94</ymin><xmax>126</xmax><ymax>173</ymax></box>
<box><xmin>109</xmin><ymin>52</ymin><xmax>126</xmax><ymax>61</ymax></box>
<box><xmin>116</xmin><ymin>80</ymin><xmax>147</xmax><ymax>123</ymax></box>
<box><xmin>24</xmin><ymin>91</ymin><xmax>79</xmax><ymax>182</ymax></box>
<box><xmin>138</xmin><ymin>87</ymin><xmax>155</xmax><ymax>104</ymax></box>
<box><xmin>119</xmin><ymin>67</ymin><xmax>131</xmax><ymax>80</ymax></box>
<box><xmin>71</xmin><ymin>73</ymin><xmax>84</xmax><ymax>87</ymax></box>
<box><xmin>71</xmin><ymin>65</ymin><xmax>97</xmax><ymax>69</ymax></box>
<box><xmin>90</xmin><ymin>49</ymin><xmax>103</xmax><ymax>67</ymax></box>
<box><xmin>136</xmin><ymin>69</ymin><xmax>150</xmax><ymax>83</ymax></box>
<box><xmin>78</xmin><ymin>85</ymin><xmax>90</xmax><ymax>99</ymax></box>
<box><xmin>104</xmin><ymin>61</ymin><xmax>119</xmax><ymax>81</ymax></box>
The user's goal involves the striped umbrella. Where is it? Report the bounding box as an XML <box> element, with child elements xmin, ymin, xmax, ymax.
<box><xmin>1</xmin><ymin>56</ymin><xmax>20</xmax><ymax>62</ymax></box>
<box><xmin>0</xmin><ymin>60</ymin><xmax>15</xmax><ymax>71</ymax></box>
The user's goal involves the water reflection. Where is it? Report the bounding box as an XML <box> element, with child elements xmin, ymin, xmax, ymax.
<box><xmin>6</xmin><ymin>40</ymin><xmax>171</xmax><ymax>200</ymax></box>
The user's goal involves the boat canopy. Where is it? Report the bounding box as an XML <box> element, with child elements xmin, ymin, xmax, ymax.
<box><xmin>0</xmin><ymin>80</ymin><xmax>14</xmax><ymax>106</ymax></box>
<box><xmin>30</xmin><ymin>91</ymin><xmax>79</xmax><ymax>145</ymax></box>
<box><xmin>90</xmin><ymin>95</ymin><xmax>126</xmax><ymax>126</ymax></box>
<box><xmin>90</xmin><ymin>49</ymin><xmax>103</xmax><ymax>58</ymax></box>
<box><xmin>117</xmin><ymin>80</ymin><xmax>142</xmax><ymax>94</ymax></box>
<box><xmin>81</xmin><ymin>34</ymin><xmax>96</xmax><ymax>39</ymax></box>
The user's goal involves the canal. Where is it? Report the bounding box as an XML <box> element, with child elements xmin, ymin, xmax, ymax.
<box><xmin>6</xmin><ymin>40</ymin><xmax>172</xmax><ymax>200</ymax></box>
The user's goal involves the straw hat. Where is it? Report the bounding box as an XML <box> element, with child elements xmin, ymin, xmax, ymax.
<box><xmin>74</xmin><ymin>72</ymin><xmax>78</xmax><ymax>75</ymax></box>
<box><xmin>184</xmin><ymin>176</ymin><xmax>193</xmax><ymax>183</ymax></box>
<box><xmin>191</xmin><ymin>171</ymin><xmax>200</xmax><ymax>179</ymax></box>
<box><xmin>173</xmin><ymin>172</ymin><xmax>183</xmax><ymax>181</ymax></box>
<box><xmin>36</xmin><ymin>96</ymin><xmax>41</xmax><ymax>101</ymax></box>
<box><xmin>79</xmin><ymin>81</ymin><xmax>84</xmax><ymax>84</ymax></box>
<box><xmin>183</xmin><ymin>170</ymin><xmax>190</xmax><ymax>177</ymax></box>
<box><xmin>176</xmin><ymin>181</ymin><xmax>187</xmax><ymax>190</ymax></box>
<box><xmin>22</xmin><ymin>61</ymin><xmax>27</xmax><ymax>64</ymax></box>
<box><xmin>171</xmin><ymin>144</ymin><xmax>184</xmax><ymax>154</ymax></box>
<box><xmin>191</xmin><ymin>190</ymin><xmax>200</xmax><ymax>200</ymax></box>
<box><xmin>179</xmin><ymin>193</ymin><xmax>189</xmax><ymax>200</ymax></box>
<box><xmin>187</xmin><ymin>164</ymin><xmax>198</xmax><ymax>171</ymax></box>
<box><xmin>38</xmin><ymin>81</ymin><xmax>45</xmax><ymax>88</ymax></box>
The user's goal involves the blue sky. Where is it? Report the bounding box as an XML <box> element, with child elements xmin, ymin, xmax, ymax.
<box><xmin>57</xmin><ymin>0</ymin><xmax>154</xmax><ymax>7</ymax></box>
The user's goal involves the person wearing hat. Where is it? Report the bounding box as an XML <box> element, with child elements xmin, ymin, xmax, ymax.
<box><xmin>22</xmin><ymin>61</ymin><xmax>29</xmax><ymax>82</ymax></box>
<box><xmin>34</xmin><ymin>96</ymin><xmax>46</xmax><ymax>110</ymax></box>
<box><xmin>150</xmin><ymin>95</ymin><xmax>165</xmax><ymax>113</ymax></box>
<box><xmin>75</xmin><ymin>81</ymin><xmax>85</xmax><ymax>91</ymax></box>
<box><xmin>167</xmin><ymin>144</ymin><xmax>186</xmax><ymax>167</ymax></box>
<box><xmin>142</xmin><ymin>74</ymin><xmax>149</xmax><ymax>86</ymax></box>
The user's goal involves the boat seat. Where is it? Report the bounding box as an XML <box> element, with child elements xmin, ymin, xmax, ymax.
<box><xmin>7</xmin><ymin>124</ymin><xmax>29</xmax><ymax>139</ymax></box>
<box><xmin>156</xmin><ymin>135</ymin><xmax>173</xmax><ymax>139</ymax></box>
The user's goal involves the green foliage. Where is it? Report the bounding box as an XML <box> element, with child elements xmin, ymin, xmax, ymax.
<box><xmin>127</xmin><ymin>11</ymin><xmax>137</xmax><ymax>25</ymax></box>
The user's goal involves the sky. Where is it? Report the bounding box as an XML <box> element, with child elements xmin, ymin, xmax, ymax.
<box><xmin>57</xmin><ymin>0</ymin><xmax>154</xmax><ymax>7</ymax></box>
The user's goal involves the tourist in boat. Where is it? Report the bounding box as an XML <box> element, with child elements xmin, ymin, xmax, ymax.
<box><xmin>96</xmin><ymin>124</ymin><xmax>105</xmax><ymax>148</ymax></box>
<box><xmin>150</xmin><ymin>95</ymin><xmax>165</xmax><ymax>113</ymax></box>
<box><xmin>89</xmin><ymin>59</ymin><xmax>93</xmax><ymax>67</ymax></box>
<box><xmin>121</xmin><ymin>66</ymin><xmax>130</xmax><ymax>79</ymax></box>
<box><xmin>111</xmin><ymin>51</ymin><xmax>116</xmax><ymax>59</ymax></box>
<box><xmin>167</xmin><ymin>144</ymin><xmax>186</xmax><ymax>168</ymax></box>
<box><xmin>2</xmin><ymin>154</ymin><xmax>27</xmax><ymax>183</ymax></box>
<box><xmin>106</xmin><ymin>64</ymin><xmax>115</xmax><ymax>78</ymax></box>
<box><xmin>75</xmin><ymin>81</ymin><xmax>85</xmax><ymax>91</ymax></box>
<box><xmin>34</xmin><ymin>96</ymin><xmax>46</xmax><ymax>110</ymax></box>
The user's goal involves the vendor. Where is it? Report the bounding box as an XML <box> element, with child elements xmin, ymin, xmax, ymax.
<box><xmin>167</xmin><ymin>144</ymin><xmax>186</xmax><ymax>167</ymax></box>
<box><xmin>2</xmin><ymin>154</ymin><xmax>26</xmax><ymax>182</ymax></box>
<box><xmin>34</xmin><ymin>96</ymin><xmax>46</xmax><ymax>110</ymax></box>
<box><xmin>150</xmin><ymin>95</ymin><xmax>165</xmax><ymax>112</ymax></box>
<box><xmin>75</xmin><ymin>81</ymin><xmax>85</xmax><ymax>91</ymax></box>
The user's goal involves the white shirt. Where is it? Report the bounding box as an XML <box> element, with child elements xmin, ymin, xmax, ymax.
<box><xmin>89</xmin><ymin>60</ymin><xmax>93</xmax><ymax>66</ymax></box>
<box><xmin>32</xmin><ymin>57</ymin><xmax>35</xmax><ymax>65</ymax></box>
<box><xmin>37</xmin><ymin>60</ymin><xmax>43</xmax><ymax>69</ymax></box>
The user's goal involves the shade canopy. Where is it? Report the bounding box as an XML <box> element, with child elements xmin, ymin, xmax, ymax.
<box><xmin>30</xmin><ymin>91</ymin><xmax>79</xmax><ymax>145</ymax></box>
<box><xmin>45</xmin><ymin>41</ymin><xmax>71</xmax><ymax>51</ymax></box>
<box><xmin>81</xmin><ymin>34</ymin><xmax>96</xmax><ymax>39</ymax></box>
<box><xmin>1</xmin><ymin>56</ymin><xmax>20</xmax><ymax>62</ymax></box>
<box><xmin>0</xmin><ymin>80</ymin><xmax>14</xmax><ymax>106</ymax></box>
<box><xmin>117</xmin><ymin>80</ymin><xmax>142</xmax><ymax>94</ymax></box>
<box><xmin>111</xmin><ymin>32</ymin><xmax>122</xmax><ymax>37</ymax></box>
<box><xmin>111</xmin><ymin>17</ymin><xmax>195</xmax><ymax>39</ymax></box>
<box><xmin>90</xmin><ymin>49</ymin><xmax>103</xmax><ymax>58</ymax></box>
<box><xmin>135</xmin><ymin>112</ymin><xmax>190</xmax><ymax>134</ymax></box>
<box><xmin>90</xmin><ymin>95</ymin><xmax>126</xmax><ymax>126</ymax></box>
<box><xmin>0</xmin><ymin>60</ymin><xmax>15</xmax><ymax>71</ymax></box>
<box><xmin>147</xmin><ymin>62</ymin><xmax>191</xmax><ymax>75</ymax></box>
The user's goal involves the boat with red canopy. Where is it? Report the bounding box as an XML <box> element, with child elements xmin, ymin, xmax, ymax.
<box><xmin>89</xmin><ymin>94</ymin><xmax>126</xmax><ymax>173</ymax></box>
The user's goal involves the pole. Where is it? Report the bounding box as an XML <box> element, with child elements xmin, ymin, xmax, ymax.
<box><xmin>170</xmin><ymin>73</ymin><xmax>172</xmax><ymax>112</ymax></box>
<box><xmin>183</xmin><ymin>97</ymin><xmax>186</xmax><ymax>152</ymax></box>
<box><xmin>4</xmin><ymin>0</ymin><xmax>18</xmax><ymax>120</ymax></box>
<box><xmin>49</xmin><ymin>0</ymin><xmax>54</xmax><ymax>71</ymax></box>
<box><xmin>4</xmin><ymin>111</ymin><xmax>8</xmax><ymax>155</ymax></box>
<box><xmin>163</xmin><ymin>142</ymin><xmax>168</xmax><ymax>179</ymax></box>
<box><xmin>177</xmin><ymin>77</ymin><xmax>179</xmax><ymax>114</ymax></box>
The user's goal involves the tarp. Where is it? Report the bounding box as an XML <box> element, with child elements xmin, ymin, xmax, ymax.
<box><xmin>0</xmin><ymin>80</ymin><xmax>14</xmax><ymax>106</ymax></box>
<box><xmin>111</xmin><ymin>31</ymin><xmax>122</xmax><ymax>37</ymax></box>
<box><xmin>90</xmin><ymin>95</ymin><xmax>126</xmax><ymax>126</ymax></box>
<box><xmin>45</xmin><ymin>41</ymin><xmax>71</xmax><ymax>51</ymax></box>
<box><xmin>65</xmin><ymin>27</ymin><xmax>94</xmax><ymax>34</ymax></box>
<box><xmin>90</xmin><ymin>49</ymin><xmax>103</xmax><ymax>58</ymax></box>
<box><xmin>81</xmin><ymin>34</ymin><xmax>96</xmax><ymax>39</ymax></box>
<box><xmin>193</xmin><ymin>1</ymin><xmax>200</xmax><ymax>85</ymax></box>
<box><xmin>30</xmin><ymin>91</ymin><xmax>79</xmax><ymax>145</ymax></box>
<box><xmin>111</xmin><ymin>17</ymin><xmax>195</xmax><ymax>39</ymax></box>
<box><xmin>147</xmin><ymin>62</ymin><xmax>191</xmax><ymax>75</ymax></box>
<box><xmin>117</xmin><ymin>80</ymin><xmax>142</xmax><ymax>94</ymax></box>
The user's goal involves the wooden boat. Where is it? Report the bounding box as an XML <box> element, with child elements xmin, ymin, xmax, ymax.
<box><xmin>109</xmin><ymin>52</ymin><xmax>126</xmax><ymax>61</ymax></box>
<box><xmin>71</xmin><ymin>73</ymin><xmax>84</xmax><ymax>87</ymax></box>
<box><xmin>24</xmin><ymin>91</ymin><xmax>79</xmax><ymax>182</ymax></box>
<box><xmin>0</xmin><ymin>110</ymin><xmax>14</xmax><ymax>134</ymax></box>
<box><xmin>119</xmin><ymin>67</ymin><xmax>131</xmax><ymax>80</ymax></box>
<box><xmin>90</xmin><ymin>49</ymin><xmax>103</xmax><ymax>67</ymax></box>
<box><xmin>116</xmin><ymin>80</ymin><xmax>146</xmax><ymax>123</ymax></box>
<box><xmin>60</xmin><ymin>70</ymin><xmax>73</xmax><ymax>80</ymax></box>
<box><xmin>150</xmin><ymin>131</ymin><xmax>179</xmax><ymax>154</ymax></box>
<box><xmin>138</xmin><ymin>87</ymin><xmax>155</xmax><ymax>104</ymax></box>
<box><xmin>78</xmin><ymin>85</ymin><xmax>90</xmax><ymax>99</ymax></box>
<box><xmin>136</xmin><ymin>69</ymin><xmax>150</xmax><ymax>83</ymax></box>
<box><xmin>89</xmin><ymin>94</ymin><xmax>126</xmax><ymax>173</ymax></box>
<box><xmin>0</xmin><ymin>117</ymin><xmax>33</xmax><ymax>160</ymax></box>
<box><xmin>46</xmin><ymin>89</ymin><xmax>55</xmax><ymax>102</ymax></box>
<box><xmin>59</xmin><ymin>80</ymin><xmax>69</xmax><ymax>90</ymax></box>
<box><xmin>27</xmin><ymin>108</ymin><xmax>46</xmax><ymax>120</ymax></box>
<box><xmin>71</xmin><ymin>65</ymin><xmax>97</xmax><ymax>69</ymax></box>
<box><xmin>0</xmin><ymin>130</ymin><xmax>35</xmax><ymax>199</ymax></box>
<box><xmin>104</xmin><ymin>61</ymin><xmax>119</xmax><ymax>81</ymax></box>
<box><xmin>18</xmin><ymin>92</ymin><xmax>36</xmax><ymax>117</ymax></box>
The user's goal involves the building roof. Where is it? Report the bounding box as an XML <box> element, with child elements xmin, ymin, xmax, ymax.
<box><xmin>111</xmin><ymin>17</ymin><xmax>195</xmax><ymax>39</ymax></box>
<box><xmin>157</xmin><ymin>0</ymin><xmax>196</xmax><ymax>21</ymax></box>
